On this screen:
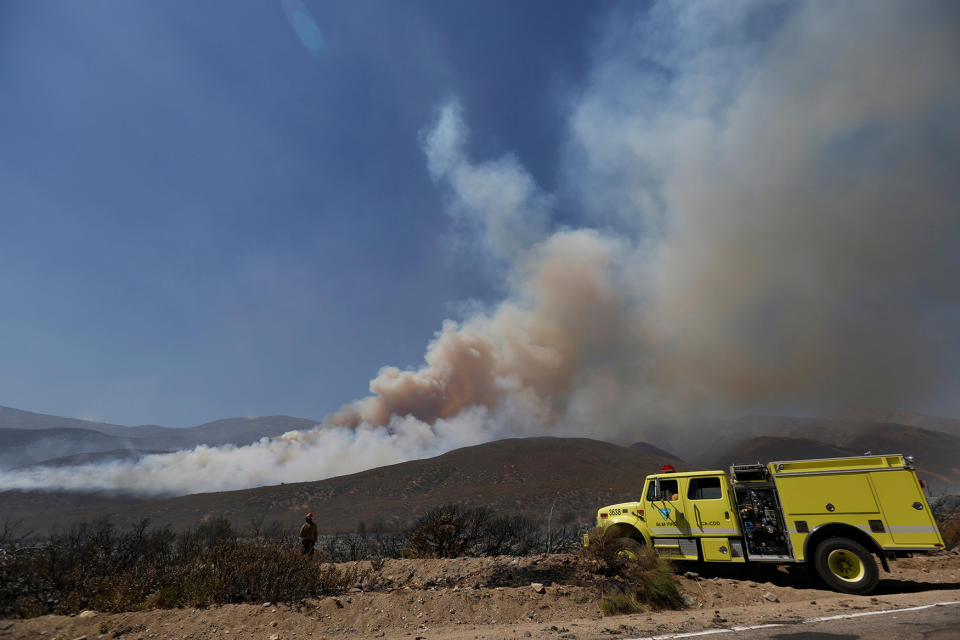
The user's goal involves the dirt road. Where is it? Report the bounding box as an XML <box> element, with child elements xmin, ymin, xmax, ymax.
<box><xmin>2</xmin><ymin>551</ymin><xmax>958</xmax><ymax>640</ymax></box>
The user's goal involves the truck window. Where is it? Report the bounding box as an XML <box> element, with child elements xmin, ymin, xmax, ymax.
<box><xmin>688</xmin><ymin>476</ymin><xmax>722</xmax><ymax>500</ymax></box>
<box><xmin>647</xmin><ymin>478</ymin><xmax>679</xmax><ymax>501</ymax></box>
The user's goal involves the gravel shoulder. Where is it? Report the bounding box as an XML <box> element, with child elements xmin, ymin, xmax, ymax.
<box><xmin>2</xmin><ymin>551</ymin><xmax>959</xmax><ymax>640</ymax></box>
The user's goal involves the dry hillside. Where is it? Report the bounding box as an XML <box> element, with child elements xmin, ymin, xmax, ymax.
<box><xmin>1</xmin><ymin>437</ymin><xmax>690</xmax><ymax>537</ymax></box>
<box><xmin>688</xmin><ymin>417</ymin><xmax>960</xmax><ymax>491</ymax></box>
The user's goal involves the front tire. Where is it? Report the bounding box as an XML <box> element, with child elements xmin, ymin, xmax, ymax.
<box><xmin>605</xmin><ymin>537</ymin><xmax>644</xmax><ymax>568</ymax></box>
<box><xmin>813</xmin><ymin>537</ymin><xmax>879</xmax><ymax>595</ymax></box>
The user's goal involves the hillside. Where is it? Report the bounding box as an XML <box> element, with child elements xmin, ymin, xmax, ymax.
<box><xmin>3</xmin><ymin>406</ymin><xmax>957</xmax><ymax>536</ymax></box>
<box><xmin>11</xmin><ymin>448</ymin><xmax>170</xmax><ymax>469</ymax></box>
<box><xmin>701</xmin><ymin>433</ymin><xmax>960</xmax><ymax>490</ymax></box>
<box><xmin>0</xmin><ymin>405</ymin><xmax>127</xmax><ymax>432</ymax></box>
<box><xmin>0</xmin><ymin>427</ymin><xmax>131</xmax><ymax>469</ymax></box>
<box><xmin>0</xmin><ymin>405</ymin><xmax>319</xmax><ymax>469</ymax></box>
<box><xmin>683</xmin><ymin>416</ymin><xmax>960</xmax><ymax>491</ymax></box>
<box><xmin>0</xmin><ymin>437</ymin><xmax>691</xmax><ymax>537</ymax></box>
<box><xmin>828</xmin><ymin>408</ymin><xmax>960</xmax><ymax>437</ymax></box>
<box><xmin>89</xmin><ymin>415</ymin><xmax>321</xmax><ymax>447</ymax></box>
<box><xmin>629</xmin><ymin>440</ymin><xmax>685</xmax><ymax>461</ymax></box>
<box><xmin>705</xmin><ymin>436</ymin><xmax>854</xmax><ymax>470</ymax></box>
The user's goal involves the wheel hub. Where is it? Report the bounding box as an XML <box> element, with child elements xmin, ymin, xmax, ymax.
<box><xmin>827</xmin><ymin>548</ymin><xmax>865</xmax><ymax>582</ymax></box>
<box><xmin>616</xmin><ymin>549</ymin><xmax>639</xmax><ymax>561</ymax></box>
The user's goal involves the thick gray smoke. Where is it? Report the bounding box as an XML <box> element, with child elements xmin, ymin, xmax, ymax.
<box><xmin>335</xmin><ymin>0</ymin><xmax>960</xmax><ymax>435</ymax></box>
<box><xmin>3</xmin><ymin>0</ymin><xmax>958</xmax><ymax>494</ymax></box>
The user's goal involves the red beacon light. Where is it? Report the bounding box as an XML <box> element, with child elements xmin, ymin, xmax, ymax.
<box><xmin>660</xmin><ymin>464</ymin><xmax>677</xmax><ymax>473</ymax></box>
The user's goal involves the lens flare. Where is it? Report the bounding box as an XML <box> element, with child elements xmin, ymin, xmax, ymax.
<box><xmin>282</xmin><ymin>0</ymin><xmax>324</xmax><ymax>56</ymax></box>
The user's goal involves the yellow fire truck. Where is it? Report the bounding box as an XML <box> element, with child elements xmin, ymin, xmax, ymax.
<box><xmin>588</xmin><ymin>454</ymin><xmax>945</xmax><ymax>594</ymax></box>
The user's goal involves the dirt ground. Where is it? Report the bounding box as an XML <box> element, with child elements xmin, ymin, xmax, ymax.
<box><xmin>2</xmin><ymin>550</ymin><xmax>959</xmax><ymax>640</ymax></box>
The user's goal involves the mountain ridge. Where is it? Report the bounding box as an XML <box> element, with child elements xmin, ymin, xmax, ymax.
<box><xmin>0</xmin><ymin>407</ymin><xmax>320</xmax><ymax>470</ymax></box>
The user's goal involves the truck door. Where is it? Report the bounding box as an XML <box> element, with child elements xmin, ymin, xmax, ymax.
<box><xmin>645</xmin><ymin>476</ymin><xmax>698</xmax><ymax>560</ymax></box>
<box><xmin>646</xmin><ymin>476</ymin><xmax>688</xmax><ymax>534</ymax></box>
<box><xmin>685</xmin><ymin>475</ymin><xmax>740</xmax><ymax>538</ymax></box>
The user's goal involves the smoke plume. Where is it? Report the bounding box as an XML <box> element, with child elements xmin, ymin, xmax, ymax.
<box><xmin>3</xmin><ymin>0</ymin><xmax>958</xmax><ymax>494</ymax></box>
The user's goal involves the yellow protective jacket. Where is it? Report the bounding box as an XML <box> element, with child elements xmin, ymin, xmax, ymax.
<box><xmin>299</xmin><ymin>521</ymin><xmax>318</xmax><ymax>542</ymax></box>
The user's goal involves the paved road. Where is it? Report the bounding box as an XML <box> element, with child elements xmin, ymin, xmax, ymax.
<box><xmin>627</xmin><ymin>601</ymin><xmax>960</xmax><ymax>640</ymax></box>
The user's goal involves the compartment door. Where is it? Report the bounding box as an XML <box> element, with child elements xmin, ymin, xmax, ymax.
<box><xmin>701</xmin><ymin>537</ymin><xmax>736</xmax><ymax>562</ymax></box>
<box><xmin>871</xmin><ymin>471</ymin><xmax>942</xmax><ymax>546</ymax></box>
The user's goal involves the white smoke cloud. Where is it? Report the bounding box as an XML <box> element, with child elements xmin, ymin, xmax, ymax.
<box><xmin>422</xmin><ymin>100</ymin><xmax>552</xmax><ymax>261</ymax></box>
<box><xmin>1</xmin><ymin>410</ymin><xmax>498</xmax><ymax>494</ymax></box>
<box><xmin>2</xmin><ymin>0</ymin><xmax>958</xmax><ymax>495</ymax></box>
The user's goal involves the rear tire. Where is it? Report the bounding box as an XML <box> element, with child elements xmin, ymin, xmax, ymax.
<box><xmin>813</xmin><ymin>537</ymin><xmax>879</xmax><ymax>595</ymax></box>
<box><xmin>605</xmin><ymin>537</ymin><xmax>644</xmax><ymax>568</ymax></box>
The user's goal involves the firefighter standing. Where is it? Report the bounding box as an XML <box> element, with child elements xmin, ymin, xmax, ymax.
<box><xmin>299</xmin><ymin>512</ymin><xmax>318</xmax><ymax>555</ymax></box>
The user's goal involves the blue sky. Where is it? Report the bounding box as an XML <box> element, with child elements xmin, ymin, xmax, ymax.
<box><xmin>0</xmin><ymin>1</ymin><xmax>601</xmax><ymax>425</ymax></box>
<box><xmin>2</xmin><ymin>1</ymin><xmax>959</xmax><ymax>436</ymax></box>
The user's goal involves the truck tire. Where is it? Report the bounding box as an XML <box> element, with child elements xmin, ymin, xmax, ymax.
<box><xmin>812</xmin><ymin>537</ymin><xmax>879</xmax><ymax>595</ymax></box>
<box><xmin>605</xmin><ymin>537</ymin><xmax>644</xmax><ymax>567</ymax></box>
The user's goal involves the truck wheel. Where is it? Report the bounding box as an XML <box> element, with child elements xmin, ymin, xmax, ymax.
<box><xmin>813</xmin><ymin>537</ymin><xmax>879</xmax><ymax>595</ymax></box>
<box><xmin>605</xmin><ymin>537</ymin><xmax>644</xmax><ymax>567</ymax></box>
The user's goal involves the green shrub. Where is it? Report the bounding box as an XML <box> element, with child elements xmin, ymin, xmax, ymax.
<box><xmin>599</xmin><ymin>591</ymin><xmax>641</xmax><ymax>616</ymax></box>
<box><xmin>581</xmin><ymin>530</ymin><xmax>682</xmax><ymax>610</ymax></box>
<box><xmin>622</xmin><ymin>547</ymin><xmax>682</xmax><ymax>609</ymax></box>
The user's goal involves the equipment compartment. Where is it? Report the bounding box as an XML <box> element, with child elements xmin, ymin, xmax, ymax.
<box><xmin>733</xmin><ymin>483</ymin><xmax>793</xmax><ymax>559</ymax></box>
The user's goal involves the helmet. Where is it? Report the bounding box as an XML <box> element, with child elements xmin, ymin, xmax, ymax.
<box><xmin>306</xmin><ymin>513</ymin><xmax>313</xmax><ymax>519</ymax></box>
